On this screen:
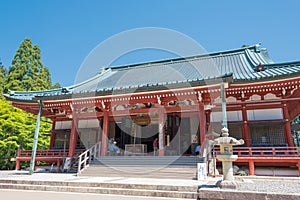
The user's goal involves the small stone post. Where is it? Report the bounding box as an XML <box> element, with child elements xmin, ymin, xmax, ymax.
<box><xmin>213</xmin><ymin>127</ymin><xmax>244</xmax><ymax>189</ymax></box>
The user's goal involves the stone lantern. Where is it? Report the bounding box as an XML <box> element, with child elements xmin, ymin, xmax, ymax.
<box><xmin>213</xmin><ymin>127</ymin><xmax>244</xmax><ymax>189</ymax></box>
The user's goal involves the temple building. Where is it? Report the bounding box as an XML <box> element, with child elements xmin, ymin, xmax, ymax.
<box><xmin>5</xmin><ymin>44</ymin><xmax>300</xmax><ymax>176</ymax></box>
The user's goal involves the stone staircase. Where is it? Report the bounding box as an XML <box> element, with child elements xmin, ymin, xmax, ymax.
<box><xmin>0</xmin><ymin>179</ymin><xmax>199</xmax><ymax>199</ymax></box>
<box><xmin>94</xmin><ymin>156</ymin><xmax>203</xmax><ymax>166</ymax></box>
<box><xmin>79</xmin><ymin>156</ymin><xmax>203</xmax><ymax>180</ymax></box>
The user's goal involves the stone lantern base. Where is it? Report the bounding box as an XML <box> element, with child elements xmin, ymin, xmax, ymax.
<box><xmin>216</xmin><ymin>180</ymin><xmax>238</xmax><ymax>189</ymax></box>
<box><xmin>216</xmin><ymin>155</ymin><xmax>238</xmax><ymax>189</ymax></box>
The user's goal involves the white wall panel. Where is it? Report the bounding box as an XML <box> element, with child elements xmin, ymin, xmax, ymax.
<box><xmin>247</xmin><ymin>108</ymin><xmax>283</xmax><ymax>120</ymax></box>
<box><xmin>211</xmin><ymin>111</ymin><xmax>222</xmax><ymax>122</ymax></box>
<box><xmin>78</xmin><ymin>119</ymin><xmax>99</xmax><ymax>128</ymax></box>
<box><xmin>211</xmin><ymin>111</ymin><xmax>242</xmax><ymax>122</ymax></box>
<box><xmin>227</xmin><ymin>111</ymin><xmax>242</xmax><ymax>121</ymax></box>
<box><xmin>55</xmin><ymin>121</ymin><xmax>72</xmax><ymax>129</ymax></box>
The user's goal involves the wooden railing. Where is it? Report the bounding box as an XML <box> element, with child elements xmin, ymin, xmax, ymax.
<box><xmin>77</xmin><ymin>142</ymin><xmax>101</xmax><ymax>174</ymax></box>
<box><xmin>18</xmin><ymin>149</ymin><xmax>66</xmax><ymax>157</ymax></box>
<box><xmin>214</xmin><ymin>146</ymin><xmax>300</xmax><ymax>157</ymax></box>
<box><xmin>17</xmin><ymin>149</ymin><xmax>85</xmax><ymax>158</ymax></box>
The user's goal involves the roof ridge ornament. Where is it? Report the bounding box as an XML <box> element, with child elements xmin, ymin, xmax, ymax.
<box><xmin>100</xmin><ymin>67</ymin><xmax>108</xmax><ymax>74</ymax></box>
<box><xmin>61</xmin><ymin>88</ymin><xmax>69</xmax><ymax>94</ymax></box>
<box><xmin>254</xmin><ymin>43</ymin><xmax>261</xmax><ymax>53</ymax></box>
<box><xmin>255</xmin><ymin>63</ymin><xmax>265</xmax><ymax>72</ymax></box>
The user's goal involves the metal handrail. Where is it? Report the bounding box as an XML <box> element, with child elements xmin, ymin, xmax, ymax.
<box><xmin>77</xmin><ymin>142</ymin><xmax>101</xmax><ymax>175</ymax></box>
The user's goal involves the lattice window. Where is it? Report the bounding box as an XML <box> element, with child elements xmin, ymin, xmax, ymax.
<box><xmin>228</xmin><ymin>124</ymin><xmax>243</xmax><ymax>139</ymax></box>
<box><xmin>250</xmin><ymin>123</ymin><xmax>286</xmax><ymax>145</ymax></box>
<box><xmin>53</xmin><ymin>130</ymin><xmax>70</xmax><ymax>149</ymax></box>
<box><xmin>209</xmin><ymin>123</ymin><xmax>242</xmax><ymax>140</ymax></box>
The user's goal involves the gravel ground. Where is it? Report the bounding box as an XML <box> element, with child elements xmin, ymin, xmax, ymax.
<box><xmin>237</xmin><ymin>178</ymin><xmax>300</xmax><ymax>194</ymax></box>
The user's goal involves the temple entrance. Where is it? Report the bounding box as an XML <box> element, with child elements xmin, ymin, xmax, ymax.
<box><xmin>114</xmin><ymin>119</ymin><xmax>159</xmax><ymax>155</ymax></box>
<box><xmin>50</xmin><ymin>114</ymin><xmax>203</xmax><ymax>156</ymax></box>
<box><xmin>109</xmin><ymin>114</ymin><xmax>202</xmax><ymax>156</ymax></box>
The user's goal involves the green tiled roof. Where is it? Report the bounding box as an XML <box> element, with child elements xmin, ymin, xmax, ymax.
<box><xmin>5</xmin><ymin>44</ymin><xmax>300</xmax><ymax>102</ymax></box>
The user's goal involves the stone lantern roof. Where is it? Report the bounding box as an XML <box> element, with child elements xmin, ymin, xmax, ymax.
<box><xmin>213</xmin><ymin>128</ymin><xmax>244</xmax><ymax>146</ymax></box>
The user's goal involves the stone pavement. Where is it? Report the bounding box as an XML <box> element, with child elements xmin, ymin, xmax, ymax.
<box><xmin>0</xmin><ymin>190</ymin><xmax>192</xmax><ymax>200</ymax></box>
<box><xmin>0</xmin><ymin>170</ymin><xmax>204</xmax><ymax>187</ymax></box>
<box><xmin>0</xmin><ymin>171</ymin><xmax>300</xmax><ymax>200</ymax></box>
<box><xmin>0</xmin><ymin>170</ymin><xmax>202</xmax><ymax>199</ymax></box>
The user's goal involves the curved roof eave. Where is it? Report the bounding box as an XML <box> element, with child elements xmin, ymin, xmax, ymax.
<box><xmin>5</xmin><ymin>73</ymin><xmax>234</xmax><ymax>103</ymax></box>
<box><xmin>6</xmin><ymin>43</ymin><xmax>300</xmax><ymax>103</ymax></box>
<box><xmin>233</xmin><ymin>70</ymin><xmax>300</xmax><ymax>84</ymax></box>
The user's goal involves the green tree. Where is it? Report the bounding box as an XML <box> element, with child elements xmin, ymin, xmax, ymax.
<box><xmin>0</xmin><ymin>100</ymin><xmax>51</xmax><ymax>170</ymax></box>
<box><xmin>0</xmin><ymin>39</ymin><xmax>60</xmax><ymax>170</ymax></box>
<box><xmin>5</xmin><ymin>37</ymin><xmax>58</xmax><ymax>92</ymax></box>
<box><xmin>0</xmin><ymin>60</ymin><xmax>7</xmax><ymax>95</ymax></box>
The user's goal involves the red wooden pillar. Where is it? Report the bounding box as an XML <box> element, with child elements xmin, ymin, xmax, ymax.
<box><xmin>49</xmin><ymin>121</ymin><xmax>56</xmax><ymax>149</ymax></box>
<box><xmin>249</xmin><ymin>160</ymin><xmax>255</xmax><ymax>176</ymax></box>
<box><xmin>241</xmin><ymin>105</ymin><xmax>251</xmax><ymax>147</ymax></box>
<box><xmin>57</xmin><ymin>159</ymin><xmax>61</xmax><ymax>171</ymax></box>
<box><xmin>15</xmin><ymin>159</ymin><xmax>20</xmax><ymax>170</ymax></box>
<box><xmin>15</xmin><ymin>149</ymin><xmax>21</xmax><ymax>170</ymax></box>
<box><xmin>158</xmin><ymin>108</ymin><xmax>165</xmax><ymax>156</ymax></box>
<box><xmin>68</xmin><ymin>117</ymin><xmax>78</xmax><ymax>157</ymax></box>
<box><xmin>171</xmin><ymin>113</ymin><xmax>175</xmax><ymax>139</ymax></box>
<box><xmin>199</xmin><ymin>103</ymin><xmax>206</xmax><ymax>148</ymax></box>
<box><xmin>298</xmin><ymin>161</ymin><xmax>300</xmax><ymax>177</ymax></box>
<box><xmin>282</xmin><ymin>102</ymin><xmax>294</xmax><ymax>147</ymax></box>
<box><xmin>205</xmin><ymin>110</ymin><xmax>211</xmax><ymax>133</ymax></box>
<box><xmin>176</xmin><ymin>114</ymin><xmax>181</xmax><ymax>155</ymax></box>
<box><xmin>101</xmin><ymin>111</ymin><xmax>109</xmax><ymax>156</ymax></box>
<box><xmin>97</xmin><ymin>118</ymin><xmax>102</xmax><ymax>143</ymax></box>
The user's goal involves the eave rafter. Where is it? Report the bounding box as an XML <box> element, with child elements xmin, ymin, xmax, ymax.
<box><xmin>10</xmin><ymin>84</ymin><xmax>225</xmax><ymax>119</ymax></box>
<box><xmin>228</xmin><ymin>77</ymin><xmax>300</xmax><ymax>100</ymax></box>
<box><xmin>40</xmin><ymin>84</ymin><xmax>220</xmax><ymax>113</ymax></box>
<box><xmin>12</xmin><ymin>102</ymin><xmax>52</xmax><ymax>116</ymax></box>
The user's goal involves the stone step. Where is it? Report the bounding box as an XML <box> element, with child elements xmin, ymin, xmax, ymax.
<box><xmin>0</xmin><ymin>179</ymin><xmax>196</xmax><ymax>192</ymax></box>
<box><xmin>79</xmin><ymin>165</ymin><xmax>197</xmax><ymax>180</ymax></box>
<box><xmin>94</xmin><ymin>156</ymin><xmax>203</xmax><ymax>166</ymax></box>
<box><xmin>0</xmin><ymin>179</ymin><xmax>198</xmax><ymax>199</ymax></box>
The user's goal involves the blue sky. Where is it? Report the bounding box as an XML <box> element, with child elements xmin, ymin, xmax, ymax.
<box><xmin>1</xmin><ymin>0</ymin><xmax>300</xmax><ymax>86</ymax></box>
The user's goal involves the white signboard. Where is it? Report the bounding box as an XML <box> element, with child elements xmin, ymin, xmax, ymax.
<box><xmin>63</xmin><ymin>157</ymin><xmax>72</xmax><ymax>170</ymax></box>
<box><xmin>197</xmin><ymin>163</ymin><xmax>207</xmax><ymax>181</ymax></box>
